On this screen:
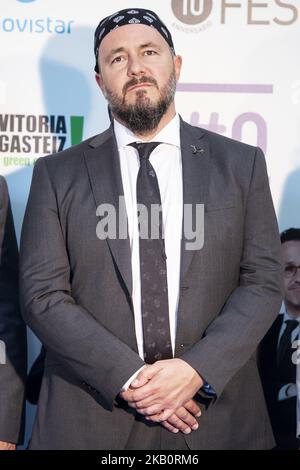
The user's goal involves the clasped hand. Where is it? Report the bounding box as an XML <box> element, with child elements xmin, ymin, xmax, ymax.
<box><xmin>120</xmin><ymin>358</ymin><xmax>204</xmax><ymax>434</ymax></box>
<box><xmin>0</xmin><ymin>441</ymin><xmax>16</xmax><ymax>450</ymax></box>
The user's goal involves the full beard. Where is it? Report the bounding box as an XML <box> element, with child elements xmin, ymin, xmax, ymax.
<box><xmin>105</xmin><ymin>70</ymin><xmax>177</xmax><ymax>135</ymax></box>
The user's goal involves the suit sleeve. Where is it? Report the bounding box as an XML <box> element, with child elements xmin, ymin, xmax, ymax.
<box><xmin>0</xmin><ymin>177</ymin><xmax>27</xmax><ymax>444</ymax></box>
<box><xmin>180</xmin><ymin>147</ymin><xmax>283</xmax><ymax>398</ymax></box>
<box><xmin>19</xmin><ymin>158</ymin><xmax>144</xmax><ymax>409</ymax></box>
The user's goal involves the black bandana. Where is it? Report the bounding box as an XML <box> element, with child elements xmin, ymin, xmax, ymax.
<box><xmin>94</xmin><ymin>8</ymin><xmax>175</xmax><ymax>73</ymax></box>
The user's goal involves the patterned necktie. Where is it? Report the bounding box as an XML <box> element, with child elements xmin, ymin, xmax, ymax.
<box><xmin>277</xmin><ymin>319</ymin><xmax>299</xmax><ymax>367</ymax></box>
<box><xmin>128</xmin><ymin>142</ymin><xmax>173</xmax><ymax>364</ymax></box>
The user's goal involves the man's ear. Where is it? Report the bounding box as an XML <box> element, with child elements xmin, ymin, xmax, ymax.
<box><xmin>174</xmin><ymin>55</ymin><xmax>182</xmax><ymax>82</ymax></box>
<box><xmin>95</xmin><ymin>73</ymin><xmax>105</xmax><ymax>95</ymax></box>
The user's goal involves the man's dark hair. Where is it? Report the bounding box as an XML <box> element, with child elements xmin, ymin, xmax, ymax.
<box><xmin>280</xmin><ymin>227</ymin><xmax>300</xmax><ymax>244</ymax></box>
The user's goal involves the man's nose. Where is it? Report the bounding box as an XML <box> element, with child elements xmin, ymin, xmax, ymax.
<box><xmin>295</xmin><ymin>267</ymin><xmax>300</xmax><ymax>282</ymax></box>
<box><xmin>127</xmin><ymin>55</ymin><xmax>146</xmax><ymax>77</ymax></box>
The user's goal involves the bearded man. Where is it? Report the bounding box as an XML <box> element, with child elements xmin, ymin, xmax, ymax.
<box><xmin>20</xmin><ymin>8</ymin><xmax>282</xmax><ymax>450</ymax></box>
<box><xmin>259</xmin><ymin>228</ymin><xmax>300</xmax><ymax>449</ymax></box>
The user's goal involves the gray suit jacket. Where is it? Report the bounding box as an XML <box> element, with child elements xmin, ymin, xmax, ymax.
<box><xmin>0</xmin><ymin>176</ymin><xmax>27</xmax><ymax>444</ymax></box>
<box><xmin>20</xmin><ymin>118</ymin><xmax>283</xmax><ymax>449</ymax></box>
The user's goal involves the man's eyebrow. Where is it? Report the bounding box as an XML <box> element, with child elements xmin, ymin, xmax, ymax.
<box><xmin>107</xmin><ymin>47</ymin><xmax>126</xmax><ymax>59</ymax></box>
<box><xmin>139</xmin><ymin>42</ymin><xmax>160</xmax><ymax>49</ymax></box>
<box><xmin>105</xmin><ymin>42</ymin><xmax>161</xmax><ymax>62</ymax></box>
<box><xmin>108</xmin><ymin>42</ymin><xmax>160</xmax><ymax>56</ymax></box>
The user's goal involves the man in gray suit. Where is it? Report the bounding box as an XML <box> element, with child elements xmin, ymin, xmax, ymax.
<box><xmin>20</xmin><ymin>8</ymin><xmax>282</xmax><ymax>449</ymax></box>
<box><xmin>0</xmin><ymin>176</ymin><xmax>27</xmax><ymax>450</ymax></box>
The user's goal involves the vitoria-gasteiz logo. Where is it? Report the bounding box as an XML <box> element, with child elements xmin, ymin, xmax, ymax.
<box><xmin>0</xmin><ymin>114</ymin><xmax>85</xmax><ymax>167</ymax></box>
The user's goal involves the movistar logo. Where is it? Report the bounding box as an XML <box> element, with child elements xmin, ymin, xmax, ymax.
<box><xmin>17</xmin><ymin>0</ymin><xmax>38</xmax><ymax>3</ymax></box>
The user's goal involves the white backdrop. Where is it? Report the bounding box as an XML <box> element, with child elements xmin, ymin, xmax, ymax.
<box><xmin>1</xmin><ymin>0</ymin><xmax>300</xmax><ymax>447</ymax></box>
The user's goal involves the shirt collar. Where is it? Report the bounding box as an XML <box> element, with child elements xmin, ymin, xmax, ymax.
<box><xmin>280</xmin><ymin>302</ymin><xmax>300</xmax><ymax>322</ymax></box>
<box><xmin>113</xmin><ymin>113</ymin><xmax>181</xmax><ymax>150</ymax></box>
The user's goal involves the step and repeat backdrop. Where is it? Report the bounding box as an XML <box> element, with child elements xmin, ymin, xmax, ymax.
<box><xmin>1</xmin><ymin>0</ymin><xmax>300</xmax><ymax>446</ymax></box>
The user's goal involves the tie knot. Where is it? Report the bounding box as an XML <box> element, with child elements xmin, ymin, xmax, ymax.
<box><xmin>128</xmin><ymin>142</ymin><xmax>161</xmax><ymax>161</ymax></box>
<box><xmin>285</xmin><ymin>319</ymin><xmax>299</xmax><ymax>331</ymax></box>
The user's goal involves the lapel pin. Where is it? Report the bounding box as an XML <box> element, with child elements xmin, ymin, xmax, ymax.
<box><xmin>190</xmin><ymin>145</ymin><xmax>205</xmax><ymax>155</ymax></box>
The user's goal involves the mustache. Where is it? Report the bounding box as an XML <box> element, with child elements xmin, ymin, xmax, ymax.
<box><xmin>123</xmin><ymin>76</ymin><xmax>158</xmax><ymax>95</ymax></box>
<box><xmin>289</xmin><ymin>282</ymin><xmax>300</xmax><ymax>289</ymax></box>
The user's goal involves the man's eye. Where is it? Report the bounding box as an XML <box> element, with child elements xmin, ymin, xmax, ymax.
<box><xmin>144</xmin><ymin>50</ymin><xmax>157</xmax><ymax>56</ymax></box>
<box><xmin>285</xmin><ymin>266</ymin><xmax>294</xmax><ymax>272</ymax></box>
<box><xmin>112</xmin><ymin>56</ymin><xmax>124</xmax><ymax>64</ymax></box>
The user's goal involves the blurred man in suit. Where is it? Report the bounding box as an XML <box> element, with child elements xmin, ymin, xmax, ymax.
<box><xmin>297</xmin><ymin>361</ymin><xmax>300</xmax><ymax>446</ymax></box>
<box><xmin>259</xmin><ymin>228</ymin><xmax>300</xmax><ymax>449</ymax></box>
<box><xmin>0</xmin><ymin>176</ymin><xmax>27</xmax><ymax>450</ymax></box>
<box><xmin>20</xmin><ymin>8</ymin><xmax>282</xmax><ymax>449</ymax></box>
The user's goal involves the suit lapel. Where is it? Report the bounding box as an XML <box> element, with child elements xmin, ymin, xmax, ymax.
<box><xmin>84</xmin><ymin>126</ymin><xmax>132</xmax><ymax>298</ymax></box>
<box><xmin>268</xmin><ymin>315</ymin><xmax>284</xmax><ymax>361</ymax></box>
<box><xmin>179</xmin><ymin>118</ymin><xmax>211</xmax><ymax>284</ymax></box>
<box><xmin>83</xmin><ymin>118</ymin><xmax>211</xmax><ymax>307</ymax></box>
<box><xmin>259</xmin><ymin>314</ymin><xmax>283</xmax><ymax>377</ymax></box>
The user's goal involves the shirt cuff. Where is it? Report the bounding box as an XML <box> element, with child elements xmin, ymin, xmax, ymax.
<box><xmin>278</xmin><ymin>383</ymin><xmax>297</xmax><ymax>401</ymax></box>
<box><xmin>201</xmin><ymin>381</ymin><xmax>216</xmax><ymax>396</ymax></box>
<box><xmin>120</xmin><ymin>365</ymin><xmax>146</xmax><ymax>392</ymax></box>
